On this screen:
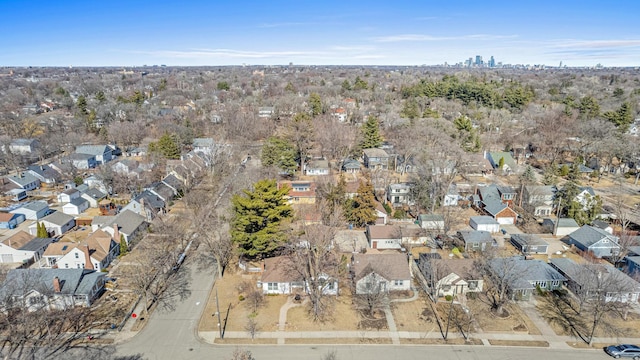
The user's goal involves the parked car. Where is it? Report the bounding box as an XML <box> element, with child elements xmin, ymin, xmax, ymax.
<box><xmin>604</xmin><ymin>344</ymin><xmax>640</xmax><ymax>359</ymax></box>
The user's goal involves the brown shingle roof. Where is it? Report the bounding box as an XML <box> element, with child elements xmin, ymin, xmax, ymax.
<box><xmin>1</xmin><ymin>231</ymin><xmax>35</xmax><ymax>249</ymax></box>
<box><xmin>352</xmin><ymin>253</ymin><xmax>410</xmax><ymax>281</ymax></box>
<box><xmin>43</xmin><ymin>241</ymin><xmax>76</xmax><ymax>257</ymax></box>
<box><xmin>367</xmin><ymin>225</ymin><xmax>401</xmax><ymax>239</ymax></box>
<box><xmin>261</xmin><ymin>256</ymin><xmax>302</xmax><ymax>283</ymax></box>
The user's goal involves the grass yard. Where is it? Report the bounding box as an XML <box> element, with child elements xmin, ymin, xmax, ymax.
<box><xmin>286</xmin><ymin>293</ymin><xmax>360</xmax><ymax>331</ymax></box>
<box><xmin>401</xmin><ymin>338</ymin><xmax>483</xmax><ymax>345</ymax></box>
<box><xmin>199</xmin><ymin>269</ymin><xmax>286</xmax><ymax>333</ymax></box>
<box><xmin>488</xmin><ymin>340</ymin><xmax>549</xmax><ymax>347</ymax></box>
<box><xmin>465</xmin><ymin>297</ymin><xmax>539</xmax><ymax>334</ymax></box>
<box><xmin>391</xmin><ymin>295</ymin><xmax>438</xmax><ymax>332</ymax></box>
<box><xmin>285</xmin><ymin>338</ymin><xmax>393</xmax><ymax>345</ymax></box>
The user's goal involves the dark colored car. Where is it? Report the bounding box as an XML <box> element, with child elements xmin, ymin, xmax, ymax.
<box><xmin>604</xmin><ymin>344</ymin><xmax>640</xmax><ymax>359</ymax></box>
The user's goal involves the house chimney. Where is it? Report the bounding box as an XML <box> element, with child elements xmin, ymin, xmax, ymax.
<box><xmin>83</xmin><ymin>244</ymin><xmax>94</xmax><ymax>270</ymax></box>
<box><xmin>113</xmin><ymin>223</ymin><xmax>120</xmax><ymax>243</ymax></box>
<box><xmin>53</xmin><ymin>276</ymin><xmax>61</xmax><ymax>292</ymax></box>
<box><xmin>139</xmin><ymin>198</ymin><xmax>146</xmax><ymax>217</ymax></box>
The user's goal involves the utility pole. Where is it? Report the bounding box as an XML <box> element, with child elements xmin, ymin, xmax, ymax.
<box><xmin>216</xmin><ymin>288</ymin><xmax>223</xmax><ymax>339</ymax></box>
<box><xmin>553</xmin><ymin>196</ymin><xmax>562</xmax><ymax>236</ymax></box>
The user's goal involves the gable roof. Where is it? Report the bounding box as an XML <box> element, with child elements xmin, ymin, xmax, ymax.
<box><xmin>82</xmin><ymin>187</ymin><xmax>107</xmax><ymax>200</ymax></box>
<box><xmin>367</xmin><ymin>225</ymin><xmax>401</xmax><ymax>240</ymax></box>
<box><xmin>1</xmin><ymin>231</ymin><xmax>35</xmax><ymax>249</ymax></box>
<box><xmin>569</xmin><ymin>225</ymin><xmax>619</xmax><ymax>248</ymax></box>
<box><xmin>261</xmin><ymin>256</ymin><xmax>301</xmax><ymax>283</ymax></box>
<box><xmin>489</xmin><ymin>257</ymin><xmax>566</xmax><ymax>290</ymax></box>
<box><xmin>43</xmin><ymin>241</ymin><xmax>76</xmax><ymax>257</ymax></box>
<box><xmin>68</xmin><ymin>197</ymin><xmax>89</xmax><ymax>207</ymax></box>
<box><xmin>511</xmin><ymin>233</ymin><xmax>548</xmax><ymax>247</ymax></box>
<box><xmin>7</xmin><ymin>173</ymin><xmax>39</xmax><ymax>187</ymax></box>
<box><xmin>420</xmin><ymin>258</ymin><xmax>478</xmax><ymax>281</ymax></box>
<box><xmin>352</xmin><ymin>253</ymin><xmax>410</xmax><ymax>282</ymax></box>
<box><xmin>15</xmin><ymin>201</ymin><xmax>49</xmax><ymax>213</ymax></box>
<box><xmin>27</xmin><ymin>165</ymin><xmax>61</xmax><ymax>181</ymax></box>
<box><xmin>42</xmin><ymin>211</ymin><xmax>74</xmax><ymax>226</ymax></box>
<box><xmin>418</xmin><ymin>214</ymin><xmax>445</xmax><ymax>222</ymax></box>
<box><xmin>550</xmin><ymin>257</ymin><xmax>640</xmax><ymax>291</ymax></box>
<box><xmin>470</xmin><ymin>215</ymin><xmax>499</xmax><ymax>225</ymax></box>
<box><xmin>363</xmin><ymin>148</ymin><xmax>389</xmax><ymax>158</ymax></box>
<box><xmin>458</xmin><ymin>230</ymin><xmax>494</xmax><ymax>244</ymax></box>
<box><xmin>18</xmin><ymin>237</ymin><xmax>53</xmax><ymax>252</ymax></box>
<box><xmin>75</xmin><ymin>145</ymin><xmax>110</xmax><ymax>156</ymax></box>
<box><xmin>488</xmin><ymin>152</ymin><xmax>517</xmax><ymax>169</ymax></box>
<box><xmin>161</xmin><ymin>174</ymin><xmax>184</xmax><ymax>191</ymax></box>
<box><xmin>0</xmin><ymin>212</ymin><xmax>18</xmax><ymax>222</ymax></box>
<box><xmin>0</xmin><ymin>268</ymin><xmax>104</xmax><ymax>298</ymax></box>
<box><xmin>105</xmin><ymin>210</ymin><xmax>145</xmax><ymax>235</ymax></box>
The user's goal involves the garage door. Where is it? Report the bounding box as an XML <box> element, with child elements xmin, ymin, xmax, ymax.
<box><xmin>497</xmin><ymin>217</ymin><xmax>514</xmax><ymax>225</ymax></box>
<box><xmin>0</xmin><ymin>254</ymin><xmax>13</xmax><ymax>263</ymax></box>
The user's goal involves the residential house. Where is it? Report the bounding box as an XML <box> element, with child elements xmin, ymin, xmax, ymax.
<box><xmin>458</xmin><ymin>230</ymin><xmax>495</xmax><ymax>251</ymax></box>
<box><xmin>10</xmin><ymin>201</ymin><xmax>50</xmax><ymax>220</ymax></box>
<box><xmin>626</xmin><ymin>256</ymin><xmax>640</xmax><ymax>276</ymax></box>
<box><xmin>0</xmin><ymin>231</ymin><xmax>50</xmax><ymax>264</ymax></box>
<box><xmin>57</xmin><ymin>188</ymin><xmax>80</xmax><ymax>204</ymax></box>
<box><xmin>43</xmin><ymin>242</ymin><xmax>76</xmax><ymax>267</ymax></box>
<box><xmin>443</xmin><ymin>185</ymin><xmax>460</xmax><ymax>206</ymax></box>
<box><xmin>5</xmin><ymin>189</ymin><xmax>27</xmax><ymax>202</ymax></box>
<box><xmin>75</xmin><ymin>144</ymin><xmax>113</xmax><ymax>164</ymax></box>
<box><xmin>542</xmin><ymin>218</ymin><xmax>580</xmax><ymax>236</ymax></box>
<box><xmin>567</xmin><ymin>225</ymin><xmax>621</xmax><ymax>258</ymax></box>
<box><xmin>27</xmin><ymin>165</ymin><xmax>61</xmax><ymax>185</ymax></box>
<box><xmin>0</xmin><ymin>212</ymin><xmax>25</xmax><ymax>229</ymax></box>
<box><xmin>29</xmin><ymin>211</ymin><xmax>75</xmax><ymax>237</ymax></box>
<box><xmin>192</xmin><ymin>137</ymin><xmax>215</xmax><ymax>155</ymax></box>
<box><xmin>486</xmin><ymin>151</ymin><xmax>519</xmax><ymax>175</ymax></box>
<box><xmin>258</xmin><ymin>106</ymin><xmax>275</xmax><ymax>118</ymax></box>
<box><xmin>417</xmin><ymin>255</ymin><xmax>483</xmax><ymax>297</ymax></box>
<box><xmin>305</xmin><ymin>159</ymin><xmax>330</xmax><ymax>176</ymax></box>
<box><xmin>148</xmin><ymin>182</ymin><xmax>176</xmax><ymax>203</ymax></box>
<box><xmin>0</xmin><ymin>268</ymin><xmax>105</xmax><ymax>311</ymax></box>
<box><xmin>56</xmin><ymin>231</ymin><xmax>118</xmax><ymax>271</ymax></box>
<box><xmin>386</xmin><ymin>183</ymin><xmax>413</xmax><ymax>208</ymax></box>
<box><xmin>81</xmin><ymin>188</ymin><xmax>107</xmax><ymax>208</ymax></box>
<box><xmin>6</xmin><ymin>173</ymin><xmax>40</xmax><ymax>191</ymax></box>
<box><xmin>122</xmin><ymin>191</ymin><xmax>166</xmax><ymax>221</ymax></box>
<box><xmin>82</xmin><ymin>175</ymin><xmax>110</xmax><ymax>194</ymax></box>
<box><xmin>418</xmin><ymin>214</ymin><xmax>445</xmax><ymax>233</ymax></box>
<box><xmin>510</xmin><ymin>234</ymin><xmax>549</xmax><ymax>255</ymax></box>
<box><xmin>362</xmin><ymin>148</ymin><xmax>389</xmax><ymax>170</ymax></box>
<box><xmin>111</xmin><ymin>159</ymin><xmax>143</xmax><ymax>178</ymax></box>
<box><xmin>260</xmin><ymin>255</ymin><xmax>338</xmax><ymax>295</ymax></box>
<box><xmin>278</xmin><ymin>181</ymin><xmax>316</xmax><ymax>205</ymax></box>
<box><xmin>575</xmin><ymin>186</ymin><xmax>599</xmax><ymax>210</ymax></box>
<box><xmin>62</xmin><ymin>197</ymin><xmax>89</xmax><ymax>215</ymax></box>
<box><xmin>592</xmin><ymin>219</ymin><xmax>613</xmax><ymax>234</ymax></box>
<box><xmin>100</xmin><ymin>210</ymin><xmax>147</xmax><ymax>246</ymax></box>
<box><xmin>399</xmin><ymin>224</ymin><xmax>430</xmax><ymax>247</ymax></box>
<box><xmin>331</xmin><ymin>107</ymin><xmax>347</xmax><ymax>122</ymax></box>
<box><xmin>366</xmin><ymin>224</ymin><xmax>403</xmax><ymax>250</ymax></box>
<box><xmin>522</xmin><ymin>185</ymin><xmax>555</xmax><ymax>217</ymax></box>
<box><xmin>551</xmin><ymin>258</ymin><xmax>640</xmax><ymax>303</ymax></box>
<box><xmin>469</xmin><ymin>216</ymin><xmax>500</xmax><ymax>233</ymax></box>
<box><xmin>478</xmin><ymin>185</ymin><xmax>518</xmax><ymax>224</ymax></box>
<box><xmin>341</xmin><ymin>159</ymin><xmax>361</xmax><ymax>174</ymax></box>
<box><xmin>8</xmin><ymin>138</ymin><xmax>39</xmax><ymax>155</ymax></box>
<box><xmin>161</xmin><ymin>174</ymin><xmax>185</xmax><ymax>196</ymax></box>
<box><xmin>373</xmin><ymin>201</ymin><xmax>388</xmax><ymax>225</ymax></box>
<box><xmin>351</xmin><ymin>252</ymin><xmax>411</xmax><ymax>294</ymax></box>
<box><xmin>488</xmin><ymin>257</ymin><xmax>566</xmax><ymax>301</ymax></box>
<box><xmin>62</xmin><ymin>153</ymin><xmax>97</xmax><ymax>169</ymax></box>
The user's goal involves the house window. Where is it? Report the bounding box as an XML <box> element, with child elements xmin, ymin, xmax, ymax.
<box><xmin>442</xmin><ymin>285</ymin><xmax>451</xmax><ymax>291</ymax></box>
<box><xmin>326</xmin><ymin>281</ymin><xmax>335</xmax><ymax>290</ymax></box>
<box><xmin>552</xmin><ymin>280</ymin><xmax>560</xmax><ymax>287</ymax></box>
<box><xmin>77</xmin><ymin>264</ymin><xmax>82</xmax><ymax>269</ymax></box>
<box><xmin>64</xmin><ymin>263</ymin><xmax>69</xmax><ymax>269</ymax></box>
<box><xmin>291</xmin><ymin>282</ymin><xmax>304</xmax><ymax>288</ymax></box>
<box><xmin>267</xmin><ymin>283</ymin><xmax>278</xmax><ymax>291</ymax></box>
<box><xmin>468</xmin><ymin>281</ymin><xmax>478</xmax><ymax>290</ymax></box>
<box><xmin>75</xmin><ymin>253</ymin><xmax>79</xmax><ymax>259</ymax></box>
<box><xmin>602</xmin><ymin>239</ymin><xmax>609</xmax><ymax>243</ymax></box>
<box><xmin>29</xmin><ymin>295</ymin><xmax>45</xmax><ymax>305</ymax></box>
<box><xmin>394</xmin><ymin>280</ymin><xmax>403</xmax><ymax>286</ymax></box>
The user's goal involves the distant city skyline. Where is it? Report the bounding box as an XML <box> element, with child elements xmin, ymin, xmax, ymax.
<box><xmin>1</xmin><ymin>0</ymin><xmax>639</xmax><ymax>67</ymax></box>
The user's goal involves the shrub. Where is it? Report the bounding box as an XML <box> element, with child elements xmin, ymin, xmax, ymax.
<box><xmin>445</xmin><ymin>295</ymin><xmax>453</xmax><ymax>302</ymax></box>
<box><xmin>238</xmin><ymin>295</ymin><xmax>245</xmax><ymax>301</ymax></box>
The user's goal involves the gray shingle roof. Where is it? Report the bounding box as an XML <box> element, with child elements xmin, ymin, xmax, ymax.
<box><xmin>489</xmin><ymin>257</ymin><xmax>566</xmax><ymax>290</ymax></box>
<box><xmin>107</xmin><ymin>210</ymin><xmax>145</xmax><ymax>235</ymax></box>
<box><xmin>17</xmin><ymin>201</ymin><xmax>49</xmax><ymax>212</ymax></box>
<box><xmin>569</xmin><ymin>225</ymin><xmax>618</xmax><ymax>248</ymax></box>
<box><xmin>419</xmin><ymin>214</ymin><xmax>444</xmax><ymax>222</ymax></box>
<box><xmin>76</xmin><ymin>145</ymin><xmax>109</xmax><ymax>156</ymax></box>
<box><xmin>42</xmin><ymin>211</ymin><xmax>74</xmax><ymax>226</ymax></box>
<box><xmin>83</xmin><ymin>187</ymin><xmax>106</xmax><ymax>200</ymax></box>
<box><xmin>470</xmin><ymin>215</ymin><xmax>499</xmax><ymax>225</ymax></box>
<box><xmin>511</xmin><ymin>234</ymin><xmax>548</xmax><ymax>247</ymax></box>
<box><xmin>7</xmin><ymin>173</ymin><xmax>39</xmax><ymax>187</ymax></box>
<box><xmin>69</xmin><ymin>197</ymin><xmax>88</xmax><ymax>207</ymax></box>
<box><xmin>550</xmin><ymin>258</ymin><xmax>640</xmax><ymax>291</ymax></box>
<box><xmin>0</xmin><ymin>268</ymin><xmax>103</xmax><ymax>298</ymax></box>
<box><xmin>458</xmin><ymin>230</ymin><xmax>494</xmax><ymax>244</ymax></box>
<box><xmin>18</xmin><ymin>237</ymin><xmax>53</xmax><ymax>251</ymax></box>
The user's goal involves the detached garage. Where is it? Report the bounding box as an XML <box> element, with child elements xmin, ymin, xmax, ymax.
<box><xmin>469</xmin><ymin>216</ymin><xmax>500</xmax><ymax>233</ymax></box>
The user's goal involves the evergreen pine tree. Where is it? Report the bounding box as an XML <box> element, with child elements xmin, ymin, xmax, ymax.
<box><xmin>231</xmin><ymin>179</ymin><xmax>294</xmax><ymax>258</ymax></box>
<box><xmin>343</xmin><ymin>181</ymin><xmax>377</xmax><ymax>227</ymax></box>
<box><xmin>359</xmin><ymin>116</ymin><xmax>383</xmax><ymax>149</ymax></box>
<box><xmin>119</xmin><ymin>234</ymin><xmax>128</xmax><ymax>256</ymax></box>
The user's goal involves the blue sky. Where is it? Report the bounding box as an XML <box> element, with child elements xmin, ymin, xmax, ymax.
<box><xmin>1</xmin><ymin>0</ymin><xmax>639</xmax><ymax>67</ymax></box>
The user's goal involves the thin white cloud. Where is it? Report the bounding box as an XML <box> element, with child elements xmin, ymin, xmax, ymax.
<box><xmin>134</xmin><ymin>48</ymin><xmax>328</xmax><ymax>59</ymax></box>
<box><xmin>257</xmin><ymin>22</ymin><xmax>310</xmax><ymax>28</ymax></box>
<box><xmin>374</xmin><ymin>33</ymin><xmax>517</xmax><ymax>42</ymax></box>
<box><xmin>549</xmin><ymin>39</ymin><xmax>640</xmax><ymax>49</ymax></box>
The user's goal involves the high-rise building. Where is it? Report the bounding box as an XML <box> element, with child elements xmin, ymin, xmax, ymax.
<box><xmin>489</xmin><ymin>56</ymin><xmax>495</xmax><ymax>68</ymax></box>
<box><xmin>475</xmin><ymin>55</ymin><xmax>483</xmax><ymax>66</ymax></box>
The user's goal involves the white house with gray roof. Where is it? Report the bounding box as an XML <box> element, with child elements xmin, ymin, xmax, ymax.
<box><xmin>510</xmin><ymin>234</ymin><xmax>549</xmax><ymax>255</ymax></box>
<box><xmin>62</xmin><ymin>197</ymin><xmax>89</xmax><ymax>215</ymax></box>
<box><xmin>28</xmin><ymin>211</ymin><xmax>75</xmax><ymax>237</ymax></box>
<box><xmin>81</xmin><ymin>188</ymin><xmax>107</xmax><ymax>208</ymax></box>
<box><xmin>6</xmin><ymin>172</ymin><xmax>40</xmax><ymax>191</ymax></box>
<box><xmin>489</xmin><ymin>257</ymin><xmax>565</xmax><ymax>301</ymax></box>
<box><xmin>10</xmin><ymin>201</ymin><xmax>50</xmax><ymax>220</ymax></box>
<box><xmin>469</xmin><ymin>216</ymin><xmax>500</xmax><ymax>233</ymax></box>
<box><xmin>75</xmin><ymin>144</ymin><xmax>113</xmax><ymax>164</ymax></box>
<box><xmin>0</xmin><ymin>268</ymin><xmax>105</xmax><ymax>311</ymax></box>
<box><xmin>458</xmin><ymin>230</ymin><xmax>495</xmax><ymax>251</ymax></box>
<box><xmin>27</xmin><ymin>165</ymin><xmax>61</xmax><ymax>185</ymax></box>
<box><xmin>100</xmin><ymin>210</ymin><xmax>147</xmax><ymax>245</ymax></box>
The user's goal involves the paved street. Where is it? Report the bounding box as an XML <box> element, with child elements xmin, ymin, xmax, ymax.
<box><xmin>115</xmin><ymin>261</ymin><xmax>216</xmax><ymax>360</ymax></box>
